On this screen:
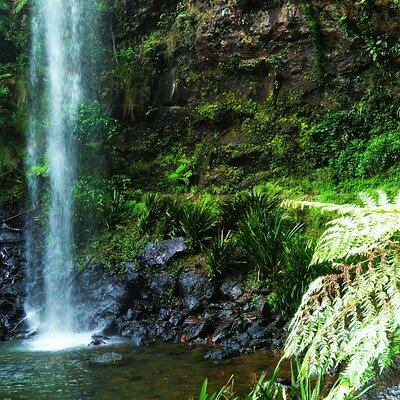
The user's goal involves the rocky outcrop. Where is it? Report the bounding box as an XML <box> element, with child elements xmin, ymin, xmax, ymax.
<box><xmin>0</xmin><ymin>214</ymin><xmax>283</xmax><ymax>359</ymax></box>
<box><xmin>78</xmin><ymin>254</ymin><xmax>283</xmax><ymax>359</ymax></box>
<box><xmin>0</xmin><ymin>226</ymin><xmax>25</xmax><ymax>341</ymax></box>
<box><xmin>140</xmin><ymin>237</ymin><xmax>187</xmax><ymax>266</ymax></box>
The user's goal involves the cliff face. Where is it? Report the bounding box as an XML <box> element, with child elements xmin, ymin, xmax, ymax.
<box><xmin>105</xmin><ymin>0</ymin><xmax>400</xmax><ymax>193</ymax></box>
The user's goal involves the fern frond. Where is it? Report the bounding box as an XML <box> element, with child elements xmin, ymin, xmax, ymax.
<box><xmin>284</xmin><ymin>250</ymin><xmax>400</xmax><ymax>400</ymax></box>
<box><xmin>287</xmin><ymin>191</ymin><xmax>400</xmax><ymax>264</ymax></box>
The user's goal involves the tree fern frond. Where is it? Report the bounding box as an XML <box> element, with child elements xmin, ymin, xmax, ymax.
<box><xmin>287</xmin><ymin>191</ymin><xmax>400</xmax><ymax>264</ymax></box>
<box><xmin>285</xmin><ymin>250</ymin><xmax>400</xmax><ymax>400</ymax></box>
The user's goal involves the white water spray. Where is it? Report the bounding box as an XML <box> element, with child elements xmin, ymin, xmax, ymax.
<box><xmin>25</xmin><ymin>0</ymin><xmax>95</xmax><ymax>349</ymax></box>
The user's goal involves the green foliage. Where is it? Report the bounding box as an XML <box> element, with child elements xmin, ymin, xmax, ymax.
<box><xmin>74</xmin><ymin>101</ymin><xmax>118</xmax><ymax>169</ymax></box>
<box><xmin>179</xmin><ymin>198</ymin><xmax>220</xmax><ymax>250</ymax></box>
<box><xmin>136</xmin><ymin>192</ymin><xmax>169</xmax><ymax>235</ymax></box>
<box><xmin>304</xmin><ymin>90</ymin><xmax>400</xmax><ymax>174</ymax></box>
<box><xmin>168</xmin><ymin>156</ymin><xmax>193</xmax><ymax>187</ymax></box>
<box><xmin>205</xmin><ymin>230</ymin><xmax>243</xmax><ymax>277</ymax></box>
<box><xmin>269</xmin><ymin>236</ymin><xmax>322</xmax><ymax>317</ymax></box>
<box><xmin>197</xmin><ymin>92</ymin><xmax>260</xmax><ymax>123</ymax></box>
<box><xmin>361</xmin><ymin>131</ymin><xmax>400</xmax><ymax>176</ymax></box>
<box><xmin>12</xmin><ymin>0</ymin><xmax>28</xmax><ymax>14</ymax></box>
<box><xmin>27</xmin><ymin>163</ymin><xmax>48</xmax><ymax>177</ymax></box>
<box><xmin>284</xmin><ymin>191</ymin><xmax>400</xmax><ymax>400</ymax></box>
<box><xmin>74</xmin><ymin>175</ymin><xmax>132</xmax><ymax>234</ymax></box>
<box><xmin>221</xmin><ymin>191</ymin><xmax>280</xmax><ymax>231</ymax></box>
<box><xmin>196</xmin><ymin>364</ymin><xmax>344</xmax><ymax>400</ymax></box>
<box><xmin>236</xmin><ymin>205</ymin><xmax>302</xmax><ymax>279</ymax></box>
<box><xmin>197</xmin><ymin>372</ymin><xmax>284</xmax><ymax>400</ymax></box>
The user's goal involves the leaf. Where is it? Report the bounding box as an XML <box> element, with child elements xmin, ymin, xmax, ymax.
<box><xmin>13</xmin><ymin>0</ymin><xmax>28</xmax><ymax>14</ymax></box>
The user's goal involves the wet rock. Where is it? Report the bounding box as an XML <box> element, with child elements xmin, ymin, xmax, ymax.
<box><xmin>179</xmin><ymin>271</ymin><xmax>215</xmax><ymax>313</ymax></box>
<box><xmin>365</xmin><ymin>384</ymin><xmax>400</xmax><ymax>400</ymax></box>
<box><xmin>220</xmin><ymin>279</ymin><xmax>243</xmax><ymax>300</ymax></box>
<box><xmin>148</xmin><ymin>272</ymin><xmax>175</xmax><ymax>296</ymax></box>
<box><xmin>247</xmin><ymin>322</ymin><xmax>273</xmax><ymax>339</ymax></box>
<box><xmin>76</xmin><ymin>267</ymin><xmax>127</xmax><ymax>333</ymax></box>
<box><xmin>88</xmin><ymin>339</ymin><xmax>106</xmax><ymax>346</ymax></box>
<box><xmin>233</xmin><ymin>332</ymin><xmax>252</xmax><ymax>348</ymax></box>
<box><xmin>90</xmin><ymin>352</ymin><xmax>123</xmax><ymax>364</ymax></box>
<box><xmin>125</xmin><ymin>262</ymin><xmax>142</xmax><ymax>283</ymax></box>
<box><xmin>204</xmin><ymin>348</ymin><xmax>240</xmax><ymax>361</ymax></box>
<box><xmin>183</xmin><ymin>316</ymin><xmax>210</xmax><ymax>341</ymax></box>
<box><xmin>0</xmin><ymin>240</ymin><xmax>25</xmax><ymax>341</ymax></box>
<box><xmin>141</xmin><ymin>237</ymin><xmax>186</xmax><ymax>266</ymax></box>
<box><xmin>211</xmin><ymin>321</ymin><xmax>232</xmax><ymax>343</ymax></box>
<box><xmin>0</xmin><ymin>224</ymin><xmax>23</xmax><ymax>244</ymax></box>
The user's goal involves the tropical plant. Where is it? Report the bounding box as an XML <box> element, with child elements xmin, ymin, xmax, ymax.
<box><xmin>205</xmin><ymin>230</ymin><xmax>244</xmax><ymax>277</ymax></box>
<box><xmin>236</xmin><ymin>205</ymin><xmax>302</xmax><ymax>280</ymax></box>
<box><xmin>197</xmin><ymin>371</ymin><xmax>284</xmax><ymax>400</ymax></box>
<box><xmin>196</xmin><ymin>364</ymin><xmax>331</xmax><ymax>400</ymax></box>
<box><xmin>269</xmin><ymin>235</ymin><xmax>323</xmax><ymax>317</ymax></box>
<box><xmin>284</xmin><ymin>191</ymin><xmax>400</xmax><ymax>400</ymax></box>
<box><xmin>221</xmin><ymin>191</ymin><xmax>280</xmax><ymax>231</ymax></box>
<box><xmin>136</xmin><ymin>193</ymin><xmax>168</xmax><ymax>233</ymax></box>
<box><xmin>179</xmin><ymin>199</ymin><xmax>220</xmax><ymax>250</ymax></box>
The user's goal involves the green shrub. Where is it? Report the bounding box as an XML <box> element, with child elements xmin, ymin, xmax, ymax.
<box><xmin>74</xmin><ymin>101</ymin><xmax>118</xmax><ymax>171</ymax></box>
<box><xmin>329</xmin><ymin>139</ymin><xmax>366</xmax><ymax>182</ymax></box>
<box><xmin>269</xmin><ymin>235</ymin><xmax>324</xmax><ymax>317</ymax></box>
<box><xmin>205</xmin><ymin>230</ymin><xmax>243</xmax><ymax>277</ymax></box>
<box><xmin>304</xmin><ymin>110</ymin><xmax>366</xmax><ymax>168</ymax></box>
<box><xmin>136</xmin><ymin>193</ymin><xmax>169</xmax><ymax>234</ymax></box>
<box><xmin>221</xmin><ymin>190</ymin><xmax>280</xmax><ymax>231</ymax></box>
<box><xmin>236</xmin><ymin>205</ymin><xmax>302</xmax><ymax>280</ymax></box>
<box><xmin>361</xmin><ymin>131</ymin><xmax>400</xmax><ymax>176</ymax></box>
<box><xmin>179</xmin><ymin>199</ymin><xmax>220</xmax><ymax>250</ymax></box>
<box><xmin>74</xmin><ymin>175</ymin><xmax>131</xmax><ymax>234</ymax></box>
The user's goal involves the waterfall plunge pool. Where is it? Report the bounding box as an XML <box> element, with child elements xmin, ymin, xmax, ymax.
<box><xmin>0</xmin><ymin>342</ymin><xmax>283</xmax><ymax>399</ymax></box>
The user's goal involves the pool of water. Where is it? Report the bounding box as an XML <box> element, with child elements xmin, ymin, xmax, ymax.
<box><xmin>0</xmin><ymin>341</ymin><xmax>282</xmax><ymax>400</ymax></box>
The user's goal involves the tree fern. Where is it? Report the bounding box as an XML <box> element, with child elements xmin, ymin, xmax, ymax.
<box><xmin>287</xmin><ymin>191</ymin><xmax>400</xmax><ymax>264</ymax></box>
<box><xmin>284</xmin><ymin>191</ymin><xmax>400</xmax><ymax>400</ymax></box>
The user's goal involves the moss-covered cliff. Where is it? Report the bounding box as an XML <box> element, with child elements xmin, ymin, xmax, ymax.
<box><xmin>101</xmin><ymin>0</ymin><xmax>400</xmax><ymax>196</ymax></box>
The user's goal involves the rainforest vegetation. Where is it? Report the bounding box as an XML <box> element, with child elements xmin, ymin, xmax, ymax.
<box><xmin>3</xmin><ymin>0</ymin><xmax>400</xmax><ymax>399</ymax></box>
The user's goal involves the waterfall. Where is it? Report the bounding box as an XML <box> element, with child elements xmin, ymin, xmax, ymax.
<box><xmin>25</xmin><ymin>0</ymin><xmax>96</xmax><ymax>349</ymax></box>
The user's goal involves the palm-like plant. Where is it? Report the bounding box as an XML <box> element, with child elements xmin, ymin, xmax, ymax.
<box><xmin>284</xmin><ymin>191</ymin><xmax>400</xmax><ymax>400</ymax></box>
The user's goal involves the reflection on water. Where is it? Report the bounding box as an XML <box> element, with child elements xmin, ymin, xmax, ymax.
<box><xmin>0</xmin><ymin>342</ymin><xmax>283</xmax><ymax>400</ymax></box>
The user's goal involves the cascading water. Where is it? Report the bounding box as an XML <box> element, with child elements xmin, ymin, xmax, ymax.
<box><xmin>25</xmin><ymin>0</ymin><xmax>96</xmax><ymax>350</ymax></box>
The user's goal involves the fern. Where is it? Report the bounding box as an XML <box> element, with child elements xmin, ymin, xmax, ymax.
<box><xmin>284</xmin><ymin>191</ymin><xmax>400</xmax><ymax>400</ymax></box>
<box><xmin>288</xmin><ymin>191</ymin><xmax>400</xmax><ymax>264</ymax></box>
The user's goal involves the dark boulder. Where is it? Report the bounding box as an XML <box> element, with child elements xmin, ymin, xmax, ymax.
<box><xmin>76</xmin><ymin>267</ymin><xmax>127</xmax><ymax>333</ymax></box>
<box><xmin>220</xmin><ymin>279</ymin><xmax>243</xmax><ymax>300</ymax></box>
<box><xmin>148</xmin><ymin>272</ymin><xmax>176</xmax><ymax>296</ymax></box>
<box><xmin>182</xmin><ymin>316</ymin><xmax>211</xmax><ymax>341</ymax></box>
<box><xmin>141</xmin><ymin>237</ymin><xmax>186</xmax><ymax>266</ymax></box>
<box><xmin>364</xmin><ymin>384</ymin><xmax>400</xmax><ymax>400</ymax></box>
<box><xmin>179</xmin><ymin>271</ymin><xmax>215</xmax><ymax>313</ymax></box>
<box><xmin>88</xmin><ymin>338</ymin><xmax>106</xmax><ymax>346</ymax></box>
<box><xmin>0</xmin><ymin>241</ymin><xmax>25</xmax><ymax>341</ymax></box>
<box><xmin>211</xmin><ymin>321</ymin><xmax>232</xmax><ymax>343</ymax></box>
<box><xmin>0</xmin><ymin>224</ymin><xmax>23</xmax><ymax>244</ymax></box>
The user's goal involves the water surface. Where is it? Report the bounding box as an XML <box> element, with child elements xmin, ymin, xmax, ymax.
<box><xmin>0</xmin><ymin>342</ymin><xmax>282</xmax><ymax>400</ymax></box>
